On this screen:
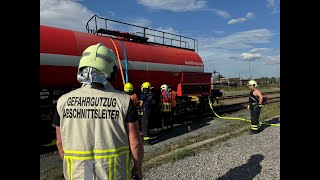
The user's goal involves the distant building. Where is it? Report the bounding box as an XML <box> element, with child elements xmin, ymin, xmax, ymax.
<box><xmin>210</xmin><ymin>75</ymin><xmax>253</xmax><ymax>88</ymax></box>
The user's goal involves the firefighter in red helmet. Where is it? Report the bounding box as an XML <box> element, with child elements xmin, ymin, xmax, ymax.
<box><xmin>160</xmin><ymin>84</ymin><xmax>173</xmax><ymax>129</ymax></box>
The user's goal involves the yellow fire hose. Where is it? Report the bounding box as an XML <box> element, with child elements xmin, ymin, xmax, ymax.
<box><xmin>208</xmin><ymin>99</ymin><xmax>280</xmax><ymax>127</ymax></box>
<box><xmin>42</xmin><ymin>139</ymin><xmax>57</xmax><ymax>146</ymax></box>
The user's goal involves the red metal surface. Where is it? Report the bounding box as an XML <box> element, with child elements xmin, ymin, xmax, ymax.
<box><xmin>181</xmin><ymin>72</ymin><xmax>212</xmax><ymax>83</ymax></box>
<box><xmin>40</xmin><ymin>25</ymin><xmax>209</xmax><ymax>92</ymax></box>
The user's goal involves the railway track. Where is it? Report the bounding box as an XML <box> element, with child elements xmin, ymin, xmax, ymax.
<box><xmin>182</xmin><ymin>95</ymin><xmax>280</xmax><ymax>123</ymax></box>
<box><xmin>222</xmin><ymin>90</ymin><xmax>280</xmax><ymax>100</ymax></box>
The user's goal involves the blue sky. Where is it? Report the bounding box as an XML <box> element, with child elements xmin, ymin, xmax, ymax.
<box><xmin>40</xmin><ymin>0</ymin><xmax>280</xmax><ymax>79</ymax></box>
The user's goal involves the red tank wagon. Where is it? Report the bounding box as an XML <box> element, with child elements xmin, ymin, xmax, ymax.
<box><xmin>40</xmin><ymin>15</ymin><xmax>220</xmax><ymax>146</ymax></box>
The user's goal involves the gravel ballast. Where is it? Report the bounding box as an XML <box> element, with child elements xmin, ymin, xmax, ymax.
<box><xmin>144</xmin><ymin>118</ymin><xmax>280</xmax><ymax>180</ymax></box>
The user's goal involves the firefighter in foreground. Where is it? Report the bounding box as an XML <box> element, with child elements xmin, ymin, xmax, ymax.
<box><xmin>52</xmin><ymin>43</ymin><xmax>144</xmax><ymax>180</ymax></box>
<box><xmin>139</xmin><ymin>82</ymin><xmax>153</xmax><ymax>143</ymax></box>
<box><xmin>160</xmin><ymin>84</ymin><xmax>173</xmax><ymax>129</ymax></box>
<box><xmin>247</xmin><ymin>80</ymin><xmax>264</xmax><ymax>134</ymax></box>
<box><xmin>124</xmin><ymin>82</ymin><xmax>139</xmax><ymax>107</ymax></box>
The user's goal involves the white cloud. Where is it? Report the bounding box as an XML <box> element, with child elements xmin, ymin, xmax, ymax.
<box><xmin>239</xmin><ymin>53</ymin><xmax>263</xmax><ymax>61</ymax></box>
<box><xmin>266</xmin><ymin>0</ymin><xmax>280</xmax><ymax>13</ymax></box>
<box><xmin>212</xmin><ymin>30</ymin><xmax>225</xmax><ymax>35</ymax></box>
<box><xmin>267</xmin><ymin>0</ymin><xmax>276</xmax><ymax>8</ymax></box>
<box><xmin>228</xmin><ymin>12</ymin><xmax>254</xmax><ymax>25</ymax></box>
<box><xmin>137</xmin><ymin>0</ymin><xmax>230</xmax><ymax>19</ymax></box>
<box><xmin>106</xmin><ymin>11</ymin><xmax>115</xmax><ymax>17</ymax></box>
<box><xmin>125</xmin><ymin>25</ymin><xmax>278</xmax><ymax>78</ymax></box>
<box><xmin>264</xmin><ymin>55</ymin><xmax>280</xmax><ymax>64</ymax></box>
<box><xmin>249</xmin><ymin>48</ymin><xmax>270</xmax><ymax>53</ymax></box>
<box><xmin>200</xmin><ymin>48</ymin><xmax>239</xmax><ymax>72</ymax></box>
<box><xmin>228</xmin><ymin>18</ymin><xmax>246</xmax><ymax>25</ymax></box>
<box><xmin>212</xmin><ymin>9</ymin><xmax>231</xmax><ymax>18</ymax></box>
<box><xmin>232</xmin><ymin>48</ymin><xmax>278</xmax><ymax>63</ymax></box>
<box><xmin>137</xmin><ymin>0</ymin><xmax>207</xmax><ymax>12</ymax></box>
<box><xmin>197</xmin><ymin>30</ymin><xmax>278</xmax><ymax>78</ymax></box>
<box><xmin>199</xmin><ymin>29</ymin><xmax>273</xmax><ymax>49</ymax></box>
<box><xmin>40</xmin><ymin>0</ymin><xmax>94</xmax><ymax>32</ymax></box>
<box><xmin>129</xmin><ymin>18</ymin><xmax>152</xmax><ymax>27</ymax></box>
<box><xmin>245</xmin><ymin>12</ymin><xmax>254</xmax><ymax>19</ymax></box>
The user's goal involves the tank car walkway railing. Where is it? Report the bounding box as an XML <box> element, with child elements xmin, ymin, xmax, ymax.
<box><xmin>86</xmin><ymin>15</ymin><xmax>198</xmax><ymax>52</ymax></box>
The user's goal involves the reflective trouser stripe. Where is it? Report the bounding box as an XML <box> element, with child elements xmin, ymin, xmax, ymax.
<box><xmin>66</xmin><ymin>158</ymin><xmax>74</xmax><ymax>180</ymax></box>
<box><xmin>63</xmin><ymin>146</ymin><xmax>129</xmax><ymax>179</ymax></box>
<box><xmin>114</xmin><ymin>157</ymin><xmax>117</xmax><ymax>180</ymax></box>
<box><xmin>162</xmin><ymin>103</ymin><xmax>172</xmax><ymax>112</ymax></box>
<box><xmin>64</xmin><ymin>151</ymin><xmax>129</xmax><ymax>179</ymax></box>
<box><xmin>251</xmin><ymin>125</ymin><xmax>259</xmax><ymax>130</ymax></box>
<box><xmin>109</xmin><ymin>157</ymin><xmax>113</xmax><ymax>180</ymax></box>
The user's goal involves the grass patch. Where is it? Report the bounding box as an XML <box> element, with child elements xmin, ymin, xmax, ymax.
<box><xmin>172</xmin><ymin>149</ymin><xmax>195</xmax><ymax>162</ymax></box>
<box><xmin>261</xmin><ymin>101</ymin><xmax>280</xmax><ymax>120</ymax></box>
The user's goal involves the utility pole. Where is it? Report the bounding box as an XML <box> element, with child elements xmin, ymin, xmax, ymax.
<box><xmin>212</xmin><ymin>68</ymin><xmax>216</xmax><ymax>89</ymax></box>
<box><xmin>249</xmin><ymin>61</ymin><xmax>252</xmax><ymax>80</ymax></box>
<box><xmin>277</xmin><ymin>66</ymin><xmax>279</xmax><ymax>85</ymax></box>
<box><xmin>213</xmin><ymin>69</ymin><xmax>220</xmax><ymax>87</ymax></box>
<box><xmin>239</xmin><ymin>72</ymin><xmax>240</xmax><ymax>87</ymax></box>
<box><xmin>213</xmin><ymin>69</ymin><xmax>218</xmax><ymax>81</ymax></box>
<box><xmin>213</xmin><ymin>70</ymin><xmax>220</xmax><ymax>86</ymax></box>
<box><xmin>265</xmin><ymin>72</ymin><xmax>267</xmax><ymax>85</ymax></box>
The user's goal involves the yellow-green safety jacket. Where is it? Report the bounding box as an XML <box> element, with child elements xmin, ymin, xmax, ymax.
<box><xmin>57</xmin><ymin>84</ymin><xmax>132</xmax><ymax>180</ymax></box>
